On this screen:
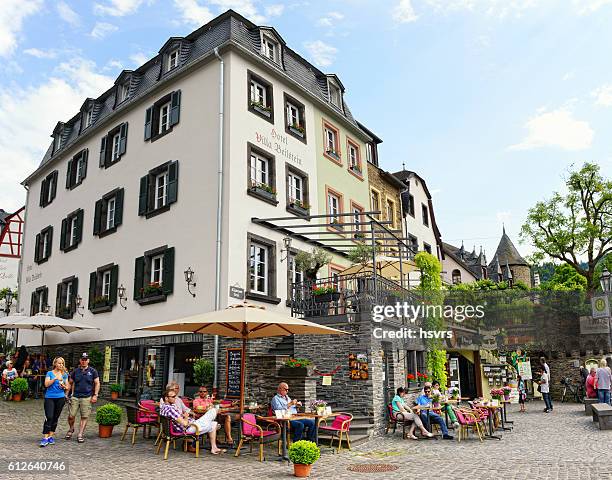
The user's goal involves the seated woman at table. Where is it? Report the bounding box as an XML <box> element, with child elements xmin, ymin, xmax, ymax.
<box><xmin>159</xmin><ymin>387</ymin><xmax>225</xmax><ymax>454</ymax></box>
<box><xmin>193</xmin><ymin>386</ymin><xmax>234</xmax><ymax>445</ymax></box>
<box><xmin>414</xmin><ymin>386</ymin><xmax>453</xmax><ymax>440</ymax></box>
<box><xmin>392</xmin><ymin>387</ymin><xmax>433</xmax><ymax>440</ymax></box>
<box><xmin>271</xmin><ymin>382</ymin><xmax>316</xmax><ymax>442</ymax></box>
<box><xmin>430</xmin><ymin>380</ymin><xmax>459</xmax><ymax>428</ymax></box>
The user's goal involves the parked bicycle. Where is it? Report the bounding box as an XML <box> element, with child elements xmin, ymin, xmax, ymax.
<box><xmin>560</xmin><ymin>377</ymin><xmax>583</xmax><ymax>403</ymax></box>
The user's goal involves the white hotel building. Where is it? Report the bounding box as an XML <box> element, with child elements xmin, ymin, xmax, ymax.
<box><xmin>17</xmin><ymin>10</ymin><xmax>388</xmax><ymax>399</ymax></box>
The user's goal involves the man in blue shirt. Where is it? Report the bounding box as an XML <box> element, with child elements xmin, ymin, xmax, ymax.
<box><xmin>66</xmin><ymin>353</ymin><xmax>100</xmax><ymax>443</ymax></box>
<box><xmin>415</xmin><ymin>385</ymin><xmax>453</xmax><ymax>440</ymax></box>
<box><xmin>271</xmin><ymin>382</ymin><xmax>316</xmax><ymax>442</ymax></box>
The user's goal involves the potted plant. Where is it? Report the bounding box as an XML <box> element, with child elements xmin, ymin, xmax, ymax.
<box><xmin>289</xmin><ymin>198</ymin><xmax>310</xmax><ymax>216</ymax></box>
<box><xmin>193</xmin><ymin>358</ymin><xmax>214</xmax><ymax>389</ymax></box>
<box><xmin>309</xmin><ymin>399</ymin><xmax>327</xmax><ymax>415</ymax></box>
<box><xmin>294</xmin><ymin>248</ymin><xmax>332</xmax><ymax>283</ymax></box>
<box><xmin>141</xmin><ymin>282</ymin><xmax>163</xmax><ymax>298</ymax></box>
<box><xmin>279</xmin><ymin>358</ymin><xmax>313</xmax><ymax>377</ymax></box>
<box><xmin>312</xmin><ymin>284</ymin><xmax>340</xmax><ymax>303</ymax></box>
<box><xmin>95</xmin><ymin>403</ymin><xmax>122</xmax><ymax>438</ymax></box>
<box><xmin>109</xmin><ymin>383</ymin><xmax>122</xmax><ymax>400</ymax></box>
<box><xmin>250</xmin><ymin>181</ymin><xmax>277</xmax><ymax>201</ymax></box>
<box><xmin>250</xmin><ymin>100</ymin><xmax>272</xmax><ymax>117</ymax></box>
<box><xmin>490</xmin><ymin>388</ymin><xmax>504</xmax><ymax>402</ymax></box>
<box><xmin>448</xmin><ymin>386</ymin><xmax>460</xmax><ymax>400</ymax></box>
<box><xmin>502</xmin><ymin>386</ymin><xmax>512</xmax><ymax>401</ymax></box>
<box><xmin>9</xmin><ymin>378</ymin><xmax>28</xmax><ymax>401</ymax></box>
<box><xmin>92</xmin><ymin>295</ymin><xmax>109</xmax><ymax>308</ymax></box>
<box><xmin>406</xmin><ymin>373</ymin><xmax>415</xmax><ymax>388</ymax></box>
<box><xmin>288</xmin><ymin>440</ymin><xmax>320</xmax><ymax>477</ymax></box>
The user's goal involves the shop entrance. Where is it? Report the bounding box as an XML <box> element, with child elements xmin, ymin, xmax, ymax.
<box><xmin>458</xmin><ymin>354</ymin><xmax>477</xmax><ymax>399</ymax></box>
<box><xmin>170</xmin><ymin>343</ymin><xmax>204</xmax><ymax>397</ymax></box>
<box><xmin>118</xmin><ymin>347</ymin><xmax>143</xmax><ymax>398</ymax></box>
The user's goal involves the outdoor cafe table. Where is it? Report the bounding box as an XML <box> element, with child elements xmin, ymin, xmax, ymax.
<box><xmin>478</xmin><ymin>404</ymin><xmax>503</xmax><ymax>440</ymax></box>
<box><xmin>414</xmin><ymin>406</ymin><xmax>441</xmax><ymax>436</ymax></box>
<box><xmin>501</xmin><ymin>400</ymin><xmax>514</xmax><ymax>428</ymax></box>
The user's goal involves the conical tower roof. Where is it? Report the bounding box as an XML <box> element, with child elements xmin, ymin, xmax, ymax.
<box><xmin>488</xmin><ymin>229</ymin><xmax>529</xmax><ymax>267</ymax></box>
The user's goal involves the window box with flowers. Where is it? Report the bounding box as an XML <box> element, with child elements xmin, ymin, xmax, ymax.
<box><xmin>288</xmin><ymin>123</ymin><xmax>305</xmax><ymax>138</ymax></box>
<box><xmin>250</xmin><ymin>101</ymin><xmax>272</xmax><ymax>118</ymax></box>
<box><xmin>406</xmin><ymin>373</ymin><xmax>416</xmax><ymax>389</ymax></box>
<box><xmin>349</xmin><ymin>163</ymin><xmax>362</xmax><ymax>175</ymax></box>
<box><xmin>279</xmin><ymin>358</ymin><xmax>314</xmax><ymax>377</ymax></box>
<box><xmin>249</xmin><ymin>181</ymin><xmax>278</xmax><ymax>204</ymax></box>
<box><xmin>137</xmin><ymin>281</ymin><xmax>167</xmax><ymax>305</ymax></box>
<box><xmin>416</xmin><ymin>371</ymin><xmax>429</xmax><ymax>387</ymax></box>
<box><xmin>325</xmin><ymin>148</ymin><xmax>340</xmax><ymax>162</ymax></box>
<box><xmin>312</xmin><ymin>285</ymin><xmax>340</xmax><ymax>303</ymax></box>
<box><xmin>288</xmin><ymin>199</ymin><xmax>310</xmax><ymax>217</ymax></box>
<box><xmin>91</xmin><ymin>295</ymin><xmax>112</xmax><ymax>314</ymax></box>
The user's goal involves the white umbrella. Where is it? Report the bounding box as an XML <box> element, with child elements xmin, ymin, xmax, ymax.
<box><xmin>134</xmin><ymin>302</ymin><xmax>347</xmax><ymax>414</ymax></box>
<box><xmin>0</xmin><ymin>312</ymin><xmax>99</xmax><ymax>355</ymax></box>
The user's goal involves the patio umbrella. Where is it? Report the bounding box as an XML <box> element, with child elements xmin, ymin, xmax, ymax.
<box><xmin>134</xmin><ymin>302</ymin><xmax>347</xmax><ymax>414</ymax></box>
<box><xmin>0</xmin><ymin>312</ymin><xmax>99</xmax><ymax>355</ymax></box>
<box><xmin>340</xmin><ymin>255</ymin><xmax>418</xmax><ymax>279</ymax></box>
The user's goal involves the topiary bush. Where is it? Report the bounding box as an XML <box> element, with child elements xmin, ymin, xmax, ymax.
<box><xmin>95</xmin><ymin>403</ymin><xmax>122</xmax><ymax>426</ymax></box>
<box><xmin>10</xmin><ymin>377</ymin><xmax>28</xmax><ymax>394</ymax></box>
<box><xmin>288</xmin><ymin>440</ymin><xmax>320</xmax><ymax>465</ymax></box>
<box><xmin>193</xmin><ymin>358</ymin><xmax>214</xmax><ymax>387</ymax></box>
<box><xmin>109</xmin><ymin>383</ymin><xmax>123</xmax><ymax>393</ymax></box>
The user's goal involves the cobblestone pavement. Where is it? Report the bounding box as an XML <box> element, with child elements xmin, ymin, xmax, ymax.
<box><xmin>0</xmin><ymin>399</ymin><xmax>611</xmax><ymax>480</ymax></box>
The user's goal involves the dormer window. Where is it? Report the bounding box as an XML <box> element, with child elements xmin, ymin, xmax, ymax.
<box><xmin>168</xmin><ymin>49</ymin><xmax>179</xmax><ymax>71</ymax></box>
<box><xmin>329</xmin><ymin>82</ymin><xmax>341</xmax><ymax>108</ymax></box>
<box><xmin>53</xmin><ymin>133</ymin><xmax>62</xmax><ymax>153</ymax></box>
<box><xmin>262</xmin><ymin>36</ymin><xmax>278</xmax><ymax>63</ymax></box>
<box><xmin>84</xmin><ymin>109</ymin><xmax>93</xmax><ymax>129</ymax></box>
<box><xmin>119</xmin><ymin>82</ymin><xmax>130</xmax><ymax>102</ymax></box>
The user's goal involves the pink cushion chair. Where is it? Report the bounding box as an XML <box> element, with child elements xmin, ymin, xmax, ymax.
<box><xmin>319</xmin><ymin>413</ymin><xmax>353</xmax><ymax>451</ymax></box>
<box><xmin>234</xmin><ymin>413</ymin><xmax>281</xmax><ymax>462</ymax></box>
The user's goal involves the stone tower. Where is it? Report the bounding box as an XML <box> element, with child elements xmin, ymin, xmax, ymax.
<box><xmin>488</xmin><ymin>227</ymin><xmax>531</xmax><ymax>287</ymax></box>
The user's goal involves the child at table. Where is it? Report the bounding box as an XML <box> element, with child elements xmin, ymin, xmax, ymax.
<box><xmin>431</xmin><ymin>380</ymin><xmax>459</xmax><ymax>429</ymax></box>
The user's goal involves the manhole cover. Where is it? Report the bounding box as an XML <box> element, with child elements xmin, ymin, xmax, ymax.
<box><xmin>347</xmin><ymin>464</ymin><xmax>399</xmax><ymax>473</ymax></box>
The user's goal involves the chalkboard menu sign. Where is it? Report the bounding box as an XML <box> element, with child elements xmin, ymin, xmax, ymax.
<box><xmin>226</xmin><ymin>348</ymin><xmax>243</xmax><ymax>399</ymax></box>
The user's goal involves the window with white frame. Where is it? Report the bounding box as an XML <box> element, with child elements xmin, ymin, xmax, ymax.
<box><xmin>324</xmin><ymin>126</ymin><xmax>338</xmax><ymax>156</ymax></box>
<box><xmin>106</xmin><ymin>196</ymin><xmax>116</xmax><ymax>230</ymax></box>
<box><xmin>352</xmin><ymin>205</ymin><xmax>363</xmax><ymax>237</ymax></box>
<box><xmin>286</xmin><ymin>102</ymin><xmax>299</xmax><ymax>127</ymax></box>
<box><xmin>119</xmin><ymin>82</ymin><xmax>130</xmax><ymax>102</ymax></box>
<box><xmin>249</xmin><ymin>242</ymin><xmax>268</xmax><ymax>295</ymax></box>
<box><xmin>250</xmin><ymin>79</ymin><xmax>267</xmax><ymax>106</ymax></box>
<box><xmin>155</xmin><ymin>171</ymin><xmax>168</xmax><ymax>209</ymax></box>
<box><xmin>42</xmin><ymin>231</ymin><xmax>50</xmax><ymax>257</ymax></box>
<box><xmin>327</xmin><ymin>192</ymin><xmax>340</xmax><ymax>224</ymax></box>
<box><xmin>102</xmin><ymin>270</ymin><xmax>112</xmax><ymax>299</ymax></box>
<box><xmin>250</xmin><ymin>152</ymin><xmax>269</xmax><ymax>188</ymax></box>
<box><xmin>65</xmin><ymin>282</ymin><xmax>72</xmax><ymax>309</ymax></box>
<box><xmin>247</xmin><ymin>71</ymin><xmax>273</xmax><ymax>121</ymax></box>
<box><xmin>159</xmin><ymin>102</ymin><xmax>171</xmax><ymax>134</ymax></box>
<box><xmin>262</xmin><ymin>36</ymin><xmax>278</xmax><ymax>62</ymax></box>
<box><xmin>151</xmin><ymin>254</ymin><xmax>163</xmax><ymax>284</ymax></box>
<box><xmin>84</xmin><ymin>109</ymin><xmax>93</xmax><ymax>128</ymax></box>
<box><xmin>348</xmin><ymin>141</ymin><xmax>360</xmax><ymax>172</ymax></box>
<box><xmin>111</xmin><ymin>132</ymin><xmax>121</xmax><ymax>162</ymax></box>
<box><xmin>70</xmin><ymin>215</ymin><xmax>79</xmax><ymax>247</ymax></box>
<box><xmin>40</xmin><ymin>170</ymin><xmax>58</xmax><ymax>207</ymax></box>
<box><xmin>329</xmin><ymin>82</ymin><xmax>341</xmax><ymax>107</ymax></box>
<box><xmin>60</xmin><ymin>209</ymin><xmax>83</xmax><ymax>252</ymax></box>
<box><xmin>168</xmin><ymin>49</ymin><xmax>179</xmax><ymax>71</ymax></box>
<box><xmin>75</xmin><ymin>157</ymin><xmax>84</xmax><ymax>184</ymax></box>
<box><xmin>287</xmin><ymin>171</ymin><xmax>303</xmax><ymax>203</ymax></box>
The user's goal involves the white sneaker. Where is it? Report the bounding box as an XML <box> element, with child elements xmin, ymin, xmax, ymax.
<box><xmin>453</xmin><ymin>422</ymin><xmax>460</xmax><ymax>429</ymax></box>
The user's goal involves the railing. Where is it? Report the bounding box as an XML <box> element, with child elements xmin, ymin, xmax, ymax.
<box><xmin>289</xmin><ymin>272</ymin><xmax>415</xmax><ymax>318</ymax></box>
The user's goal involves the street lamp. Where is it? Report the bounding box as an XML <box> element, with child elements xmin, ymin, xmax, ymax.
<box><xmin>184</xmin><ymin>267</ymin><xmax>196</xmax><ymax>297</ymax></box>
<box><xmin>600</xmin><ymin>267</ymin><xmax>611</xmax><ymax>293</ymax></box>
<box><xmin>3</xmin><ymin>288</ymin><xmax>14</xmax><ymax>314</ymax></box>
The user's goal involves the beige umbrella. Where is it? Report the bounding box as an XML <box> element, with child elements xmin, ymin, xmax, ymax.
<box><xmin>134</xmin><ymin>303</ymin><xmax>347</xmax><ymax>414</ymax></box>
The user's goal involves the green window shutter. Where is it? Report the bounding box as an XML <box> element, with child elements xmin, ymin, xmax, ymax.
<box><xmin>45</xmin><ymin>227</ymin><xmax>53</xmax><ymax>260</ymax></box>
<box><xmin>167</xmin><ymin>161</ymin><xmax>179</xmax><ymax>205</ymax></box>
<box><xmin>144</xmin><ymin>107</ymin><xmax>153</xmax><ymax>140</ymax></box>
<box><xmin>66</xmin><ymin>159</ymin><xmax>73</xmax><ymax>189</ymax></box>
<box><xmin>39</xmin><ymin>179</ymin><xmax>46</xmax><ymax>206</ymax></box>
<box><xmin>60</xmin><ymin>218</ymin><xmax>67</xmax><ymax>251</ymax></box>
<box><xmin>56</xmin><ymin>283</ymin><xmax>63</xmax><ymax>316</ymax></box>
<box><xmin>170</xmin><ymin>90</ymin><xmax>181</xmax><ymax>126</ymax></box>
<box><xmin>71</xmin><ymin>277</ymin><xmax>79</xmax><ymax>314</ymax></box>
<box><xmin>162</xmin><ymin>247</ymin><xmax>175</xmax><ymax>294</ymax></box>
<box><xmin>99</xmin><ymin>136</ymin><xmax>107</xmax><ymax>168</ymax></box>
<box><xmin>93</xmin><ymin>200</ymin><xmax>102</xmax><ymax>235</ymax></box>
<box><xmin>42</xmin><ymin>287</ymin><xmax>48</xmax><ymax>311</ymax></box>
<box><xmin>81</xmin><ymin>150</ymin><xmax>88</xmax><ymax>181</ymax></box>
<box><xmin>134</xmin><ymin>256</ymin><xmax>145</xmax><ymax>300</ymax></box>
<box><xmin>30</xmin><ymin>291</ymin><xmax>36</xmax><ymax>315</ymax></box>
<box><xmin>119</xmin><ymin>122</ymin><xmax>128</xmax><ymax>155</ymax></box>
<box><xmin>34</xmin><ymin>233</ymin><xmax>41</xmax><ymax>262</ymax></box>
<box><xmin>88</xmin><ymin>271</ymin><xmax>97</xmax><ymax>310</ymax></box>
<box><xmin>109</xmin><ymin>264</ymin><xmax>119</xmax><ymax>305</ymax></box>
<box><xmin>138</xmin><ymin>175</ymin><xmax>149</xmax><ymax>216</ymax></box>
<box><xmin>50</xmin><ymin>171</ymin><xmax>58</xmax><ymax>202</ymax></box>
<box><xmin>76</xmin><ymin>209</ymin><xmax>84</xmax><ymax>244</ymax></box>
<box><xmin>114</xmin><ymin>188</ymin><xmax>124</xmax><ymax>227</ymax></box>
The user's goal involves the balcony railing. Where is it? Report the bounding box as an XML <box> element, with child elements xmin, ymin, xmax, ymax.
<box><xmin>290</xmin><ymin>272</ymin><xmax>415</xmax><ymax>318</ymax></box>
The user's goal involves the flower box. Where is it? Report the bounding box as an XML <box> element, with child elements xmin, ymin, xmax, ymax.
<box><xmin>313</xmin><ymin>292</ymin><xmax>341</xmax><ymax>303</ymax></box>
<box><xmin>137</xmin><ymin>293</ymin><xmax>167</xmax><ymax>306</ymax></box>
<box><xmin>289</xmin><ymin>125</ymin><xmax>305</xmax><ymax>137</ymax></box>
<box><xmin>349</xmin><ymin>164</ymin><xmax>362</xmax><ymax>175</ymax></box>
<box><xmin>289</xmin><ymin>202</ymin><xmax>310</xmax><ymax>216</ymax></box>
<box><xmin>279</xmin><ymin>366</ymin><xmax>310</xmax><ymax>377</ymax></box>
<box><xmin>251</xmin><ymin>103</ymin><xmax>272</xmax><ymax>117</ymax></box>
<box><xmin>326</xmin><ymin>149</ymin><xmax>340</xmax><ymax>161</ymax></box>
<box><xmin>250</xmin><ymin>185</ymin><xmax>277</xmax><ymax>201</ymax></box>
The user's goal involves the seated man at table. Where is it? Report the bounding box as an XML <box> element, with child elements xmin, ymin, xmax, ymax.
<box><xmin>193</xmin><ymin>386</ymin><xmax>234</xmax><ymax>445</ymax></box>
<box><xmin>160</xmin><ymin>387</ymin><xmax>225</xmax><ymax>454</ymax></box>
<box><xmin>392</xmin><ymin>387</ymin><xmax>433</xmax><ymax>439</ymax></box>
<box><xmin>160</xmin><ymin>381</ymin><xmax>191</xmax><ymax>414</ymax></box>
<box><xmin>271</xmin><ymin>382</ymin><xmax>316</xmax><ymax>442</ymax></box>
<box><xmin>415</xmin><ymin>385</ymin><xmax>453</xmax><ymax>440</ymax></box>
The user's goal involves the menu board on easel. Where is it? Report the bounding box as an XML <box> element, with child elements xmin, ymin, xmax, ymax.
<box><xmin>226</xmin><ymin>348</ymin><xmax>242</xmax><ymax>399</ymax></box>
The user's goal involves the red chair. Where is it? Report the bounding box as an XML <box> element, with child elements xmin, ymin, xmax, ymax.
<box><xmin>234</xmin><ymin>413</ymin><xmax>281</xmax><ymax>462</ymax></box>
<box><xmin>121</xmin><ymin>405</ymin><xmax>159</xmax><ymax>446</ymax></box>
<box><xmin>155</xmin><ymin>416</ymin><xmax>201</xmax><ymax>460</ymax></box>
<box><xmin>454</xmin><ymin>408</ymin><xmax>483</xmax><ymax>442</ymax></box>
<box><xmin>385</xmin><ymin>404</ymin><xmax>413</xmax><ymax>437</ymax></box>
<box><xmin>319</xmin><ymin>413</ymin><xmax>353</xmax><ymax>451</ymax></box>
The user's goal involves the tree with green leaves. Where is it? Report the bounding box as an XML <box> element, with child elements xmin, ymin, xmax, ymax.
<box><xmin>521</xmin><ymin>162</ymin><xmax>612</xmax><ymax>294</ymax></box>
<box><xmin>540</xmin><ymin>263</ymin><xmax>588</xmax><ymax>291</ymax></box>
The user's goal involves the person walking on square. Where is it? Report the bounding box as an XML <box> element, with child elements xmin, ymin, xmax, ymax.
<box><xmin>539</xmin><ymin>357</ymin><xmax>553</xmax><ymax>411</ymax></box>
<box><xmin>66</xmin><ymin>353</ymin><xmax>100</xmax><ymax>443</ymax></box>
<box><xmin>537</xmin><ymin>367</ymin><xmax>552</xmax><ymax>413</ymax></box>
<box><xmin>40</xmin><ymin>357</ymin><xmax>69</xmax><ymax>447</ymax></box>
<box><xmin>595</xmin><ymin>359</ymin><xmax>611</xmax><ymax>406</ymax></box>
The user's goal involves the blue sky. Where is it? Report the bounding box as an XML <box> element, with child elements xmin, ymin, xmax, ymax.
<box><xmin>1</xmin><ymin>0</ymin><xmax>611</xmax><ymax>259</ymax></box>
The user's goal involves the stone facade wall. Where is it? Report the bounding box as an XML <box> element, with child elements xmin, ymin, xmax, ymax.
<box><xmin>510</xmin><ymin>264</ymin><xmax>532</xmax><ymax>287</ymax></box>
<box><xmin>366</xmin><ymin>163</ymin><xmax>403</xmax><ymax>233</ymax></box>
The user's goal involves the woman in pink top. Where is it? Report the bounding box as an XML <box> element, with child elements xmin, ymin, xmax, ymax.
<box><xmin>585</xmin><ymin>368</ymin><xmax>598</xmax><ymax>399</ymax></box>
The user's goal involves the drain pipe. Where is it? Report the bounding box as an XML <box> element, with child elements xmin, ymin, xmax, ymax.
<box><xmin>212</xmin><ymin>47</ymin><xmax>224</xmax><ymax>395</ymax></box>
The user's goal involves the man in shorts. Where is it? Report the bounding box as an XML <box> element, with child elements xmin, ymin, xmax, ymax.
<box><xmin>66</xmin><ymin>353</ymin><xmax>100</xmax><ymax>443</ymax></box>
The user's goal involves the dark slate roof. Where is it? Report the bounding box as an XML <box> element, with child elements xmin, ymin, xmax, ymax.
<box><xmin>0</xmin><ymin>209</ymin><xmax>8</xmax><ymax>230</ymax></box>
<box><xmin>29</xmin><ymin>9</ymin><xmax>364</xmax><ymax>182</ymax></box>
<box><xmin>488</xmin><ymin>229</ymin><xmax>529</xmax><ymax>268</ymax></box>
<box><xmin>443</xmin><ymin>242</ymin><xmax>486</xmax><ymax>280</ymax></box>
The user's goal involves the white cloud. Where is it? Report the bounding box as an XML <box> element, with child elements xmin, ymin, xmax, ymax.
<box><xmin>591</xmin><ymin>84</ymin><xmax>612</xmax><ymax>107</ymax></box>
<box><xmin>173</xmin><ymin>0</ymin><xmax>214</xmax><ymax>27</ymax></box>
<box><xmin>105</xmin><ymin>59</ymin><xmax>124</xmax><ymax>70</ymax></box>
<box><xmin>509</xmin><ymin>107</ymin><xmax>594</xmax><ymax>151</ymax></box>
<box><xmin>423</xmin><ymin>0</ymin><xmax>539</xmax><ymax>19</ymax></box>
<box><xmin>57</xmin><ymin>1</ymin><xmax>80</xmax><ymax>26</ymax></box>
<box><xmin>94</xmin><ymin>0</ymin><xmax>148</xmax><ymax>16</ymax></box>
<box><xmin>90</xmin><ymin>22</ymin><xmax>119</xmax><ymax>39</ymax></box>
<box><xmin>130</xmin><ymin>51</ymin><xmax>150</xmax><ymax>67</ymax></box>
<box><xmin>303</xmin><ymin>40</ymin><xmax>337</xmax><ymax>67</ymax></box>
<box><xmin>0</xmin><ymin>58</ymin><xmax>114</xmax><ymax>211</ymax></box>
<box><xmin>574</xmin><ymin>0</ymin><xmax>612</xmax><ymax>14</ymax></box>
<box><xmin>174</xmin><ymin>0</ymin><xmax>277</xmax><ymax>26</ymax></box>
<box><xmin>24</xmin><ymin>48</ymin><xmax>57</xmax><ymax>59</ymax></box>
<box><xmin>0</xmin><ymin>0</ymin><xmax>42</xmax><ymax>57</ymax></box>
<box><xmin>392</xmin><ymin>0</ymin><xmax>418</xmax><ymax>23</ymax></box>
<box><xmin>265</xmin><ymin>4</ymin><xmax>285</xmax><ymax>17</ymax></box>
<box><xmin>317</xmin><ymin>11</ymin><xmax>344</xmax><ymax>27</ymax></box>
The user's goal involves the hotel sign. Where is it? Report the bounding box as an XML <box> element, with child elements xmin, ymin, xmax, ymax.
<box><xmin>255</xmin><ymin>129</ymin><xmax>304</xmax><ymax>166</ymax></box>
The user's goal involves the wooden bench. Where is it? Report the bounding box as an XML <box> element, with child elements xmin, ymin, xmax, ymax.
<box><xmin>591</xmin><ymin>403</ymin><xmax>612</xmax><ymax>430</ymax></box>
<box><xmin>584</xmin><ymin>397</ymin><xmax>600</xmax><ymax>416</ymax></box>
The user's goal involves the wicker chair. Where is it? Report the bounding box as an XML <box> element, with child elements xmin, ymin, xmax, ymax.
<box><xmin>234</xmin><ymin>413</ymin><xmax>281</xmax><ymax>462</ymax></box>
<box><xmin>155</xmin><ymin>416</ymin><xmax>201</xmax><ymax>460</ymax></box>
<box><xmin>120</xmin><ymin>405</ymin><xmax>158</xmax><ymax>446</ymax></box>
